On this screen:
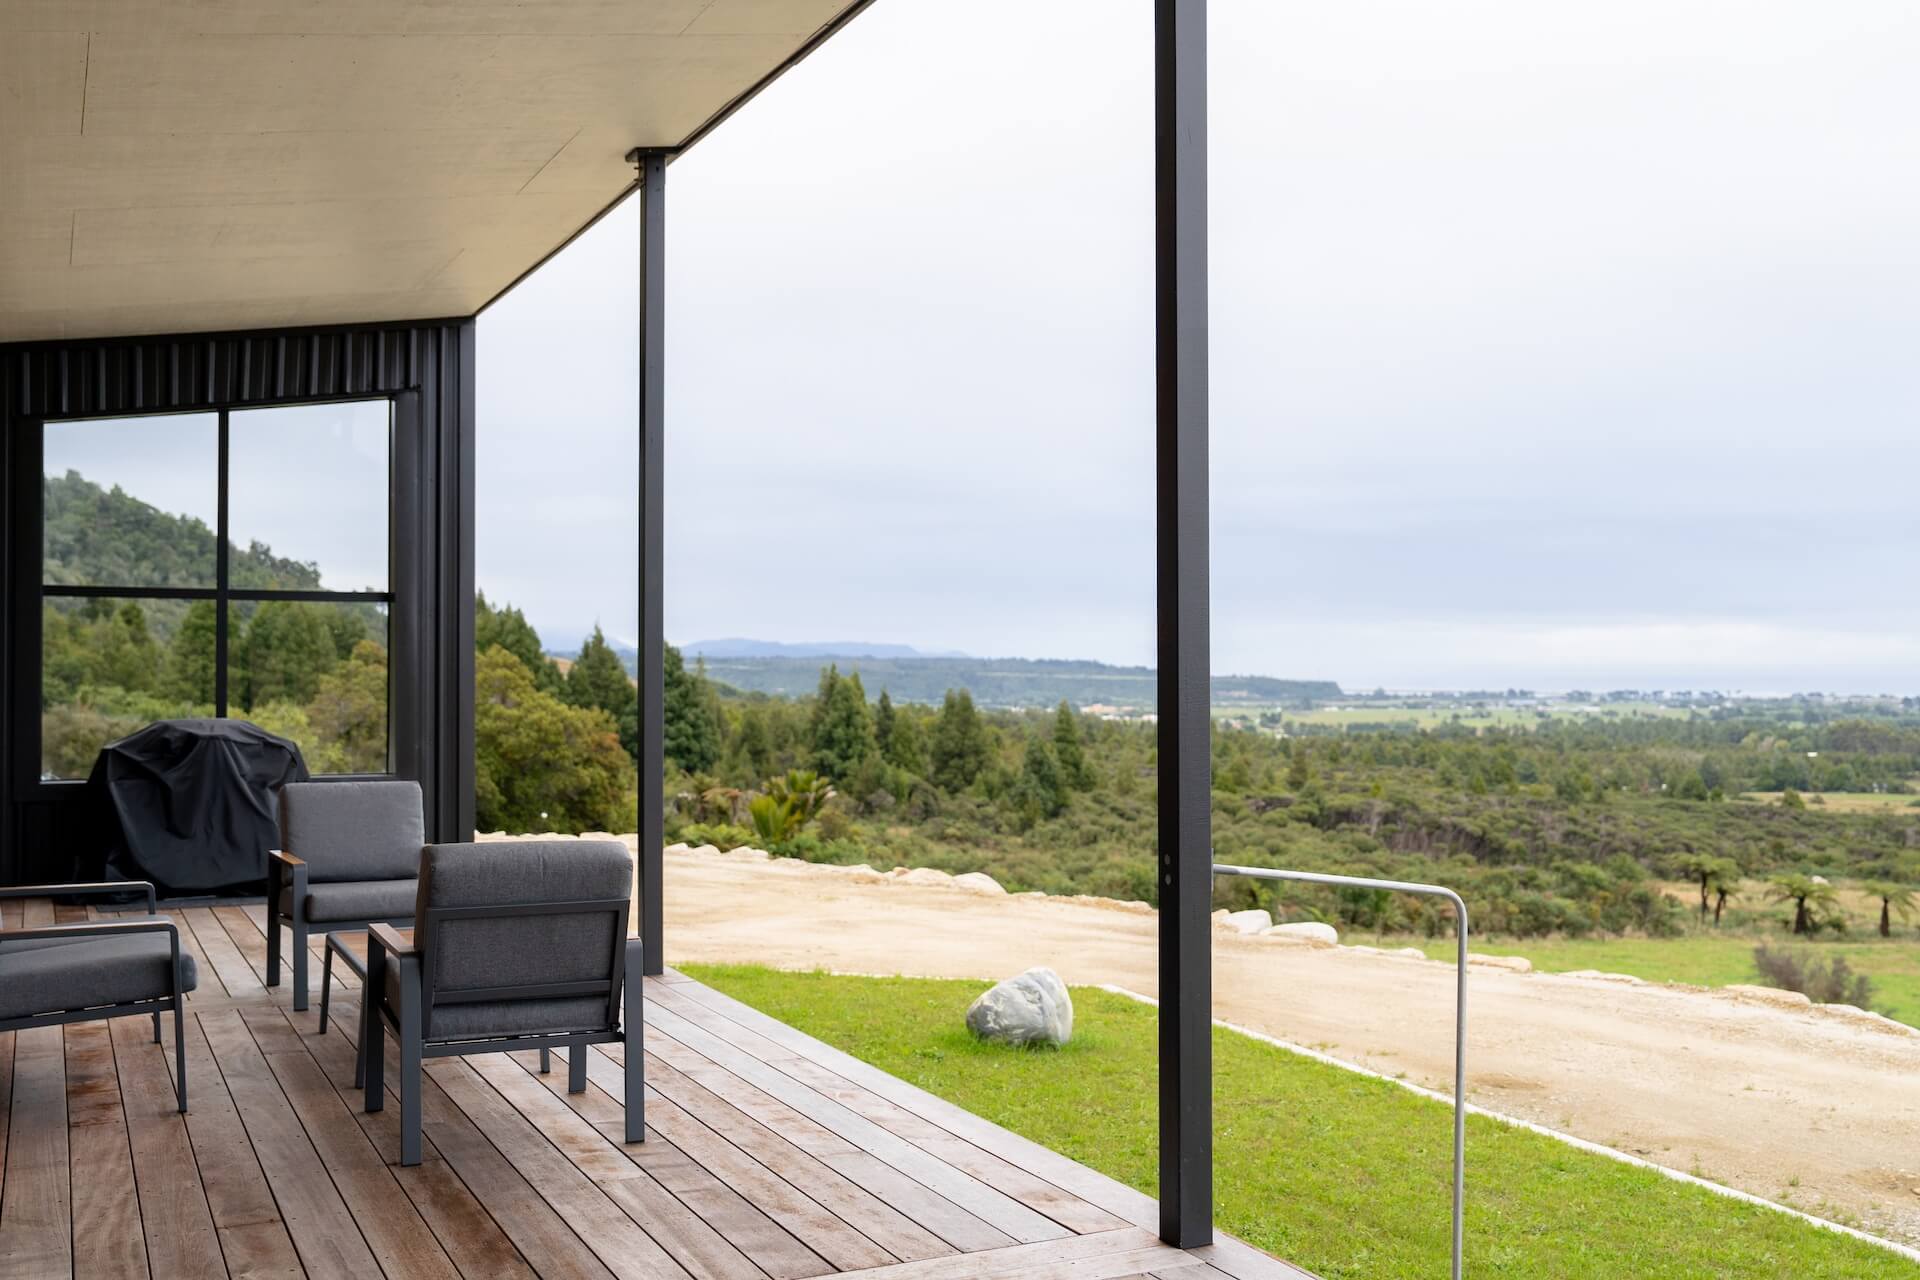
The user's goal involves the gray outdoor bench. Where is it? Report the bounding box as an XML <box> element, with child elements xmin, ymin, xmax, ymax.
<box><xmin>0</xmin><ymin>880</ymin><xmax>198</xmax><ymax>1112</ymax></box>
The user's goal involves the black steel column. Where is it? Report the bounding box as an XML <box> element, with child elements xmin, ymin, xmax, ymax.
<box><xmin>633</xmin><ymin>149</ymin><xmax>668</xmax><ymax>975</ymax></box>
<box><xmin>1155</xmin><ymin>0</ymin><xmax>1211</xmax><ymax>1249</ymax></box>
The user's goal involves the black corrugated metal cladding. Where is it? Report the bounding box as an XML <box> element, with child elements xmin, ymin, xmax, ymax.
<box><xmin>0</xmin><ymin>319</ymin><xmax>477</xmax><ymax>885</ymax></box>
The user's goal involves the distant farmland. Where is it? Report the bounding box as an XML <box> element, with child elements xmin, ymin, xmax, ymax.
<box><xmin>685</xmin><ymin>653</ymin><xmax>1340</xmax><ymax>710</ymax></box>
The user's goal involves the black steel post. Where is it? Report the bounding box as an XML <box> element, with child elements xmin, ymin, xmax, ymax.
<box><xmin>1155</xmin><ymin>0</ymin><xmax>1212</xmax><ymax>1250</ymax></box>
<box><xmin>632</xmin><ymin>149</ymin><xmax>668</xmax><ymax>976</ymax></box>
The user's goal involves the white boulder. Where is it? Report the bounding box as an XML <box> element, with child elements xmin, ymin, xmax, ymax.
<box><xmin>1217</xmin><ymin>909</ymin><xmax>1273</xmax><ymax>934</ymax></box>
<box><xmin>966</xmin><ymin>968</ymin><xmax>1073</xmax><ymax>1047</ymax></box>
<box><xmin>1467</xmin><ymin>953</ymin><xmax>1533</xmax><ymax>973</ymax></box>
<box><xmin>952</xmin><ymin>872</ymin><xmax>1007</xmax><ymax>895</ymax></box>
<box><xmin>1265</xmin><ymin>921</ymin><xmax>1339</xmax><ymax>946</ymax></box>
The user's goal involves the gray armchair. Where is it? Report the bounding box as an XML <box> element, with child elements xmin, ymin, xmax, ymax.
<box><xmin>0</xmin><ymin>881</ymin><xmax>197</xmax><ymax>1111</ymax></box>
<box><xmin>362</xmin><ymin>840</ymin><xmax>643</xmax><ymax>1166</ymax></box>
<box><xmin>268</xmin><ymin>779</ymin><xmax>424</xmax><ymax>1011</ymax></box>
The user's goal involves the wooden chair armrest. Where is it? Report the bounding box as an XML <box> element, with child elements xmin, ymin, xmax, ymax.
<box><xmin>368</xmin><ymin>922</ymin><xmax>417</xmax><ymax>957</ymax></box>
<box><xmin>268</xmin><ymin>849</ymin><xmax>306</xmax><ymax>868</ymax></box>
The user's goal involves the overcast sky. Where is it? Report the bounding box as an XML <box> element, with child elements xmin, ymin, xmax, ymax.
<box><xmin>484</xmin><ymin>1</ymin><xmax>1910</xmax><ymax>694</ymax></box>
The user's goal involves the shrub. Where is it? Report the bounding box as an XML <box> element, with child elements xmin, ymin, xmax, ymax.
<box><xmin>1751</xmin><ymin>944</ymin><xmax>1874</xmax><ymax>1008</ymax></box>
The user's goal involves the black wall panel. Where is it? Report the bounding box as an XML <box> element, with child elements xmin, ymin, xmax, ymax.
<box><xmin>0</xmin><ymin>320</ymin><xmax>477</xmax><ymax>886</ymax></box>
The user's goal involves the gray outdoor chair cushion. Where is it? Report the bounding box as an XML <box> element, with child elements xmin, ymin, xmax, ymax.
<box><xmin>382</xmin><ymin>958</ymin><xmax>611</xmax><ymax>1039</ymax></box>
<box><xmin>413</xmin><ymin>839</ymin><xmax>632</xmax><ymax>1036</ymax></box>
<box><xmin>280</xmin><ymin>779</ymin><xmax>425</xmax><ymax>882</ymax></box>
<box><xmin>305</xmin><ymin>879</ymin><xmax>420</xmax><ymax>924</ymax></box>
<box><xmin>0</xmin><ymin>931</ymin><xmax>199</xmax><ymax>1020</ymax></box>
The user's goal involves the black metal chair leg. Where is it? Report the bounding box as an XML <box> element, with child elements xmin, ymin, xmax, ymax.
<box><xmin>152</xmin><ymin>1011</ymin><xmax>162</xmax><ymax>1043</ymax></box>
<box><xmin>364</xmin><ymin>942</ymin><xmax>387</xmax><ymax>1114</ymax></box>
<box><xmin>623</xmin><ymin>938</ymin><xmax>644</xmax><ymax>1143</ymax></box>
<box><xmin>318</xmin><ymin>946</ymin><xmax>333</xmax><ymax>1033</ymax></box>
<box><xmin>265</xmin><ymin>880</ymin><xmax>282</xmax><ymax>988</ymax></box>
<box><xmin>539</xmin><ymin>1047</ymin><xmax>551</xmax><ymax>1074</ymax></box>
<box><xmin>174</xmin><ymin>1000</ymin><xmax>188</xmax><ymax>1113</ymax></box>
<box><xmin>568</xmin><ymin>1044</ymin><xmax>586</xmax><ymax>1093</ymax></box>
<box><xmin>291</xmin><ymin>922</ymin><xmax>310</xmax><ymax>1011</ymax></box>
<box><xmin>398</xmin><ymin>955</ymin><xmax>423</xmax><ymax>1166</ymax></box>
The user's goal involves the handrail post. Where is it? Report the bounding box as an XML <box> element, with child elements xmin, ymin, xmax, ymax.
<box><xmin>1213</xmin><ymin>863</ymin><xmax>1468</xmax><ymax>1280</ymax></box>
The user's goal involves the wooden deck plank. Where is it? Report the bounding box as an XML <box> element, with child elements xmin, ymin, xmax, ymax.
<box><xmin>199</xmin><ymin>1008</ymin><xmax>385</xmax><ymax>1279</ymax></box>
<box><xmin>471</xmin><ymin>1051</ymin><xmax>775</xmax><ymax>1280</ymax></box>
<box><xmin>0</xmin><ymin>1027</ymin><xmax>70</xmax><ymax>1280</ymax></box>
<box><xmin>780</xmin><ymin>1057</ymin><xmax>1126</xmax><ymax>1237</ymax></box>
<box><xmin>637</xmin><ymin>1049</ymin><xmax>989</xmax><ymax>1259</ymax></box>
<box><xmin>819</xmin><ymin>1228</ymin><xmax>1183</xmax><ymax>1279</ymax></box>
<box><xmin>215</xmin><ymin>907</ymin><xmax>278</xmax><ymax>991</ymax></box>
<box><xmin>670</xmin><ymin>980</ymin><xmax>1311</xmax><ymax>1280</ymax></box>
<box><xmin>423</xmin><ymin>1055</ymin><xmax>698</xmax><ymax>1280</ymax></box>
<box><xmin>64</xmin><ymin>1022</ymin><xmax>151</xmax><ymax>1279</ymax></box>
<box><xmin>322</xmin><ymin>998</ymin><xmax>618</xmax><ymax>1280</ymax></box>
<box><xmin>643</xmin><ymin>1001</ymin><xmax>1070</xmax><ymax>1245</ymax></box>
<box><xmin>286</xmin><ymin>998</ymin><xmax>539</xmax><ymax>1280</ymax></box>
<box><xmin>138</xmin><ymin>1007</ymin><xmax>298</xmax><ymax>1280</ymax></box>
<box><xmin>181</xmin><ymin>909</ymin><xmax>265</xmax><ymax>1003</ymax></box>
<box><xmin>0</xmin><ymin>899</ymin><xmax>1306</xmax><ymax>1280</ymax></box>
<box><xmin>240</xmin><ymin>1008</ymin><xmax>466</xmax><ymax>1280</ymax></box>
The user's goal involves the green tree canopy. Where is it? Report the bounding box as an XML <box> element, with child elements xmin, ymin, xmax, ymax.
<box><xmin>811</xmin><ymin>665</ymin><xmax>875</xmax><ymax>781</ymax></box>
<box><xmin>563</xmin><ymin>626</ymin><xmax>638</xmax><ymax>758</ymax></box>
<box><xmin>477</xmin><ymin>645</ymin><xmax>636</xmax><ymax>833</ymax></box>
<box><xmin>665</xmin><ymin>644</ymin><xmax>724</xmax><ymax>774</ymax></box>
<box><xmin>476</xmin><ymin>592</ymin><xmax>563</xmax><ymax>691</ymax></box>
<box><xmin>240</xmin><ymin>600</ymin><xmax>338</xmax><ymax>709</ymax></box>
<box><xmin>1053</xmin><ymin>700</ymin><xmax>1093</xmax><ymax>791</ymax></box>
<box><xmin>931</xmin><ymin>688</ymin><xmax>987</xmax><ymax>790</ymax></box>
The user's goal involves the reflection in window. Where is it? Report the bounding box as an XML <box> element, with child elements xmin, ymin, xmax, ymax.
<box><xmin>39</xmin><ymin>402</ymin><xmax>394</xmax><ymax>779</ymax></box>
<box><xmin>230</xmin><ymin>401</ymin><xmax>390</xmax><ymax>592</ymax></box>
<box><xmin>43</xmin><ymin>412</ymin><xmax>219</xmax><ymax>588</ymax></box>
<box><xmin>231</xmin><ymin>601</ymin><xmax>390</xmax><ymax>775</ymax></box>
<box><xmin>40</xmin><ymin>595</ymin><xmax>214</xmax><ymax>779</ymax></box>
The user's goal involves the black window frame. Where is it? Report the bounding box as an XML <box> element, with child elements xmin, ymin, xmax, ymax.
<box><xmin>33</xmin><ymin>394</ymin><xmax>400</xmax><ymax>782</ymax></box>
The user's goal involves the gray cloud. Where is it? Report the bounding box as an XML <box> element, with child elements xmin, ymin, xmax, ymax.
<box><xmin>473</xmin><ymin>0</ymin><xmax>1919</xmax><ymax>693</ymax></box>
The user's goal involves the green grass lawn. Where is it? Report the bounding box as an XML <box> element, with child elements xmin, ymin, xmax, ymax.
<box><xmin>1367</xmin><ymin>934</ymin><xmax>1920</xmax><ymax>1028</ymax></box>
<box><xmin>684</xmin><ymin>965</ymin><xmax>1919</xmax><ymax>1280</ymax></box>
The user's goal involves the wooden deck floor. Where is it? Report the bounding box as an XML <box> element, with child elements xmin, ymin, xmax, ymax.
<box><xmin>0</xmin><ymin>895</ymin><xmax>1309</xmax><ymax>1280</ymax></box>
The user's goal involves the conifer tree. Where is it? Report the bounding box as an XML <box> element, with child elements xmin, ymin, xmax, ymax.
<box><xmin>874</xmin><ymin>690</ymin><xmax>896</xmax><ymax>757</ymax></box>
<box><xmin>664</xmin><ymin>645</ymin><xmax>723</xmax><ymax>774</ymax></box>
<box><xmin>1052</xmin><ymin>700</ymin><xmax>1093</xmax><ymax>790</ymax></box>
<box><xmin>563</xmin><ymin>626</ymin><xmax>638</xmax><ymax>759</ymax></box>
<box><xmin>930</xmin><ymin>688</ymin><xmax>987</xmax><ymax>790</ymax></box>
<box><xmin>812</xmin><ymin>668</ymin><xmax>875</xmax><ymax>781</ymax></box>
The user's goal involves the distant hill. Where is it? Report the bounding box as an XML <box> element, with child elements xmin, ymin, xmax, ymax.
<box><xmin>684</xmin><ymin>638</ymin><xmax>968</xmax><ymax>660</ymax></box>
<box><xmin>43</xmin><ymin>471</ymin><xmax>330</xmax><ymax>639</ymax></box>
<box><xmin>686</xmin><ymin>653</ymin><xmax>1340</xmax><ymax>710</ymax></box>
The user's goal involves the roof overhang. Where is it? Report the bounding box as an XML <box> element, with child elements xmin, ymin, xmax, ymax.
<box><xmin>0</xmin><ymin>0</ymin><xmax>869</xmax><ymax>343</ymax></box>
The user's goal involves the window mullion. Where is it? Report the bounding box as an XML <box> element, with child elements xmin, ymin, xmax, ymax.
<box><xmin>215</xmin><ymin>409</ymin><xmax>231</xmax><ymax>717</ymax></box>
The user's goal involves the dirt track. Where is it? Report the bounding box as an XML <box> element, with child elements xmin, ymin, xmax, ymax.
<box><xmin>652</xmin><ymin>846</ymin><xmax>1920</xmax><ymax>1245</ymax></box>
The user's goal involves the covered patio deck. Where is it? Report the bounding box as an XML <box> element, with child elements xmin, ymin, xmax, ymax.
<box><xmin>0</xmin><ymin>895</ymin><xmax>1306</xmax><ymax>1280</ymax></box>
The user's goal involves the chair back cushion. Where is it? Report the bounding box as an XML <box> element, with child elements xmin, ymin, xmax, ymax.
<box><xmin>414</xmin><ymin>840</ymin><xmax>632</xmax><ymax>1032</ymax></box>
<box><xmin>278</xmin><ymin>780</ymin><xmax>424</xmax><ymax>882</ymax></box>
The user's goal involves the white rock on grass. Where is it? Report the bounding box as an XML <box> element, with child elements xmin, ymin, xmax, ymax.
<box><xmin>1394</xmin><ymin>947</ymin><xmax>1428</xmax><ymax>959</ymax></box>
<box><xmin>966</xmin><ymin>967</ymin><xmax>1073</xmax><ymax>1047</ymax></box>
<box><xmin>952</xmin><ymin>872</ymin><xmax>1007</xmax><ymax>895</ymax></box>
<box><xmin>1218</xmin><ymin>909</ymin><xmax>1273</xmax><ymax>935</ymax></box>
<box><xmin>893</xmin><ymin>867</ymin><xmax>955</xmax><ymax>887</ymax></box>
<box><xmin>1265</xmin><ymin>921</ymin><xmax>1338</xmax><ymax>946</ymax></box>
<box><xmin>1467</xmin><ymin>954</ymin><xmax>1533</xmax><ymax>973</ymax></box>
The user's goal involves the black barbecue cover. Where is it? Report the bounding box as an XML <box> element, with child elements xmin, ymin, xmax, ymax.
<box><xmin>87</xmin><ymin>719</ymin><xmax>310</xmax><ymax>896</ymax></box>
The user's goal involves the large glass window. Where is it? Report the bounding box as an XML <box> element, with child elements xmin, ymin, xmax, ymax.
<box><xmin>40</xmin><ymin>401</ymin><xmax>394</xmax><ymax>779</ymax></box>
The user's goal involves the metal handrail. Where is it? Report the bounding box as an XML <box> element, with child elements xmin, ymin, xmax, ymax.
<box><xmin>1213</xmin><ymin>863</ymin><xmax>1469</xmax><ymax>1280</ymax></box>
